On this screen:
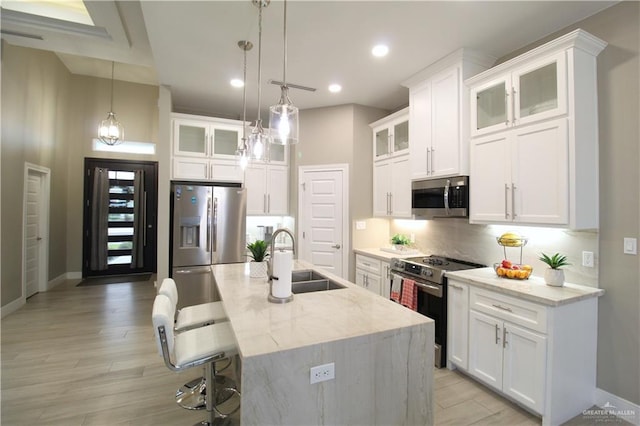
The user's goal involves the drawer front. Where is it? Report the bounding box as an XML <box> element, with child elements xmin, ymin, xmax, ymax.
<box><xmin>355</xmin><ymin>255</ymin><xmax>381</xmax><ymax>275</ymax></box>
<box><xmin>470</xmin><ymin>287</ymin><xmax>547</xmax><ymax>333</ymax></box>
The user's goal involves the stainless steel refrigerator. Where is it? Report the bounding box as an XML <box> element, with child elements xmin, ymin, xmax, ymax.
<box><xmin>170</xmin><ymin>183</ymin><xmax>246</xmax><ymax>309</ymax></box>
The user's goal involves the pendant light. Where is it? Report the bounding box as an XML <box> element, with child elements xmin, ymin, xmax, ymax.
<box><xmin>98</xmin><ymin>61</ymin><xmax>124</xmax><ymax>145</ymax></box>
<box><xmin>248</xmin><ymin>0</ymin><xmax>270</xmax><ymax>161</ymax></box>
<box><xmin>269</xmin><ymin>0</ymin><xmax>298</xmax><ymax>145</ymax></box>
<box><xmin>235</xmin><ymin>40</ymin><xmax>253</xmax><ymax>170</ymax></box>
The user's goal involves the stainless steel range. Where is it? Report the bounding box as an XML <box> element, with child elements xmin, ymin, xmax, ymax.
<box><xmin>390</xmin><ymin>255</ymin><xmax>484</xmax><ymax>368</ymax></box>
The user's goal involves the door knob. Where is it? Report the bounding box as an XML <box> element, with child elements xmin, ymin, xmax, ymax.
<box><xmin>331</xmin><ymin>244</ymin><xmax>341</xmax><ymax>249</ymax></box>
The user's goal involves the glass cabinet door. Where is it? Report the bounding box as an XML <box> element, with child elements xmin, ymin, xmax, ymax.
<box><xmin>212</xmin><ymin>127</ymin><xmax>240</xmax><ymax>157</ymax></box>
<box><xmin>513</xmin><ymin>52</ymin><xmax>566</xmax><ymax>125</ymax></box>
<box><xmin>269</xmin><ymin>143</ymin><xmax>286</xmax><ymax>163</ymax></box>
<box><xmin>174</xmin><ymin>121</ymin><xmax>208</xmax><ymax>156</ymax></box>
<box><xmin>393</xmin><ymin>120</ymin><xmax>409</xmax><ymax>153</ymax></box>
<box><xmin>474</xmin><ymin>80</ymin><xmax>508</xmax><ymax>132</ymax></box>
<box><xmin>375</xmin><ymin>128</ymin><xmax>390</xmax><ymax>158</ymax></box>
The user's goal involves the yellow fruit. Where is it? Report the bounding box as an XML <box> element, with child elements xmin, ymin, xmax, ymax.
<box><xmin>496</xmin><ymin>267</ymin><xmax>506</xmax><ymax>277</ymax></box>
<box><xmin>498</xmin><ymin>232</ymin><xmax>523</xmax><ymax>247</ymax></box>
<box><xmin>521</xmin><ymin>264</ymin><xmax>533</xmax><ymax>271</ymax></box>
<box><xmin>517</xmin><ymin>270</ymin><xmax>528</xmax><ymax>279</ymax></box>
<box><xmin>506</xmin><ymin>269</ymin><xmax>517</xmax><ymax>279</ymax></box>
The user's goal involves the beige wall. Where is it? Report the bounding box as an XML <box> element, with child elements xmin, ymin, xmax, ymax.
<box><xmin>1</xmin><ymin>42</ymin><xmax>71</xmax><ymax>304</ymax></box>
<box><xmin>1</xmin><ymin>43</ymin><xmax>160</xmax><ymax>308</ymax></box>
<box><xmin>293</xmin><ymin>104</ymin><xmax>387</xmax><ymax>280</ymax></box>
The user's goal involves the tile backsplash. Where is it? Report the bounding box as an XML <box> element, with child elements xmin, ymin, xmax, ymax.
<box><xmin>386</xmin><ymin>219</ymin><xmax>598</xmax><ymax>287</ymax></box>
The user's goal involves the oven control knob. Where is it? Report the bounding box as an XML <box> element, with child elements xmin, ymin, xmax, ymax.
<box><xmin>423</xmin><ymin>269</ymin><xmax>433</xmax><ymax>277</ymax></box>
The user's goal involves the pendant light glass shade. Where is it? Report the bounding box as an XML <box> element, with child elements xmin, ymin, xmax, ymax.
<box><xmin>235</xmin><ymin>40</ymin><xmax>253</xmax><ymax>170</ymax></box>
<box><xmin>98</xmin><ymin>62</ymin><xmax>124</xmax><ymax>146</ymax></box>
<box><xmin>269</xmin><ymin>86</ymin><xmax>298</xmax><ymax>145</ymax></box>
<box><xmin>269</xmin><ymin>0</ymin><xmax>298</xmax><ymax>145</ymax></box>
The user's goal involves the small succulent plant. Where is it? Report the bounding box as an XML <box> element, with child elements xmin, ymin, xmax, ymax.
<box><xmin>247</xmin><ymin>240</ymin><xmax>269</xmax><ymax>262</ymax></box>
<box><xmin>538</xmin><ymin>252</ymin><xmax>570</xmax><ymax>269</ymax></box>
<box><xmin>391</xmin><ymin>234</ymin><xmax>410</xmax><ymax>245</ymax></box>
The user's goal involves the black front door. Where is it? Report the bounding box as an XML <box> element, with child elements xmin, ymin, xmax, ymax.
<box><xmin>83</xmin><ymin>158</ymin><xmax>158</xmax><ymax>277</ymax></box>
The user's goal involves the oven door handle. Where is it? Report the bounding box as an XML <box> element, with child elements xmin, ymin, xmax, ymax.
<box><xmin>414</xmin><ymin>281</ymin><xmax>443</xmax><ymax>298</ymax></box>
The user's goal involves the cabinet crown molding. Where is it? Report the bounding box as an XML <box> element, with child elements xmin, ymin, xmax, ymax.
<box><xmin>402</xmin><ymin>48</ymin><xmax>496</xmax><ymax>88</ymax></box>
<box><xmin>466</xmin><ymin>28</ymin><xmax>607</xmax><ymax>86</ymax></box>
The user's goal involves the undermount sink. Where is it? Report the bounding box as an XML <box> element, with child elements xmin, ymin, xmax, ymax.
<box><xmin>290</xmin><ymin>270</ymin><xmax>346</xmax><ymax>294</ymax></box>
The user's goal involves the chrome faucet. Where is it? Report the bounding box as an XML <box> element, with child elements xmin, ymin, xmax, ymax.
<box><xmin>267</xmin><ymin>228</ymin><xmax>296</xmax><ymax>281</ymax></box>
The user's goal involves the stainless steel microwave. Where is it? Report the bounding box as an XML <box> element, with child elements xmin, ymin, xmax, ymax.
<box><xmin>411</xmin><ymin>176</ymin><xmax>469</xmax><ymax>219</ymax></box>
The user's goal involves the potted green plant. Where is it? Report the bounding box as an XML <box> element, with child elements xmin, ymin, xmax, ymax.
<box><xmin>247</xmin><ymin>240</ymin><xmax>269</xmax><ymax>278</ymax></box>
<box><xmin>538</xmin><ymin>252</ymin><xmax>570</xmax><ymax>287</ymax></box>
<box><xmin>391</xmin><ymin>234</ymin><xmax>410</xmax><ymax>251</ymax></box>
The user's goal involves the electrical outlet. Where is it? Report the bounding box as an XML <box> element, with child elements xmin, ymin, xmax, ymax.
<box><xmin>624</xmin><ymin>238</ymin><xmax>637</xmax><ymax>255</ymax></box>
<box><xmin>582</xmin><ymin>251</ymin><xmax>594</xmax><ymax>268</ymax></box>
<box><xmin>310</xmin><ymin>362</ymin><xmax>335</xmax><ymax>384</ymax></box>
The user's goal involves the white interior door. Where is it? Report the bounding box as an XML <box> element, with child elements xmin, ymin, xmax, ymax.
<box><xmin>23</xmin><ymin>165</ymin><xmax>50</xmax><ymax>299</ymax></box>
<box><xmin>298</xmin><ymin>165</ymin><xmax>348</xmax><ymax>278</ymax></box>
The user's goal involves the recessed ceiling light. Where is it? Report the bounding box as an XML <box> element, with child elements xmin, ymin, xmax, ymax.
<box><xmin>328</xmin><ymin>84</ymin><xmax>342</xmax><ymax>93</ymax></box>
<box><xmin>372</xmin><ymin>44</ymin><xmax>389</xmax><ymax>58</ymax></box>
<box><xmin>230</xmin><ymin>78</ymin><xmax>244</xmax><ymax>88</ymax></box>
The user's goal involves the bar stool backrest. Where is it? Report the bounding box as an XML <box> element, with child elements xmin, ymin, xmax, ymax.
<box><xmin>152</xmin><ymin>294</ymin><xmax>176</xmax><ymax>358</ymax></box>
<box><xmin>158</xmin><ymin>278</ymin><xmax>179</xmax><ymax>308</ymax></box>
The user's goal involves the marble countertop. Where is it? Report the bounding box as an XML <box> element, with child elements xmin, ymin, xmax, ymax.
<box><xmin>353</xmin><ymin>247</ymin><xmax>424</xmax><ymax>261</ymax></box>
<box><xmin>212</xmin><ymin>260</ymin><xmax>432</xmax><ymax>359</ymax></box>
<box><xmin>446</xmin><ymin>267</ymin><xmax>604</xmax><ymax>306</ymax></box>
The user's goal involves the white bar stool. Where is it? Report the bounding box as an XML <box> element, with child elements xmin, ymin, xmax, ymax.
<box><xmin>158</xmin><ymin>278</ymin><xmax>236</xmax><ymax>410</ymax></box>
<box><xmin>152</xmin><ymin>294</ymin><xmax>240</xmax><ymax>426</ymax></box>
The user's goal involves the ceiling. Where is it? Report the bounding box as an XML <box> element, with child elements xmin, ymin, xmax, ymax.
<box><xmin>1</xmin><ymin>1</ymin><xmax>617</xmax><ymax>121</ymax></box>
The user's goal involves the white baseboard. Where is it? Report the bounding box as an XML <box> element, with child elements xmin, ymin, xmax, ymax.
<box><xmin>1</xmin><ymin>296</ymin><xmax>25</xmax><ymax>318</ymax></box>
<box><xmin>46</xmin><ymin>271</ymin><xmax>82</xmax><ymax>290</ymax></box>
<box><xmin>594</xmin><ymin>388</ymin><xmax>639</xmax><ymax>424</ymax></box>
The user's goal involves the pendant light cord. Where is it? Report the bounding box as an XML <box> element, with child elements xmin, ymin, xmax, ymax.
<box><xmin>242</xmin><ymin>43</ymin><xmax>248</xmax><ymax>140</ymax></box>
<box><xmin>256</xmin><ymin>2</ymin><xmax>263</xmax><ymax>123</ymax></box>
<box><xmin>110</xmin><ymin>61</ymin><xmax>115</xmax><ymax>112</ymax></box>
<box><xmin>282</xmin><ymin>0</ymin><xmax>287</xmax><ymax>86</ymax></box>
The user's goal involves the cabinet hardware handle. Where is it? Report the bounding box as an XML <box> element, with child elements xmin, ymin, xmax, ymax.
<box><xmin>492</xmin><ymin>303</ymin><xmax>513</xmax><ymax>312</ymax></box>
<box><xmin>503</xmin><ymin>327</ymin><xmax>508</xmax><ymax>348</ymax></box>
<box><xmin>495</xmin><ymin>324</ymin><xmax>500</xmax><ymax>345</ymax></box>
<box><xmin>389</xmin><ymin>193</ymin><xmax>393</xmax><ymax>215</ymax></box>
<box><xmin>331</xmin><ymin>244</ymin><xmax>341</xmax><ymax>249</ymax></box>
<box><xmin>511</xmin><ymin>183</ymin><xmax>516</xmax><ymax>218</ymax></box>
<box><xmin>431</xmin><ymin>148</ymin><xmax>435</xmax><ymax>174</ymax></box>
<box><xmin>450</xmin><ymin>283</ymin><xmax>462</xmax><ymax>290</ymax></box>
<box><xmin>426</xmin><ymin>148</ymin><xmax>431</xmax><ymax>175</ymax></box>
<box><xmin>504</xmin><ymin>184</ymin><xmax>510</xmax><ymax>219</ymax></box>
<box><xmin>268</xmin><ymin>194</ymin><xmax>271</xmax><ymax>213</ymax></box>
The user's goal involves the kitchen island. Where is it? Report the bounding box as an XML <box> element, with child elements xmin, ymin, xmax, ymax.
<box><xmin>211</xmin><ymin>260</ymin><xmax>434</xmax><ymax>426</ymax></box>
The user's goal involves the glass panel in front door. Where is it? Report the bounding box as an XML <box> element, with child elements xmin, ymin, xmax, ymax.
<box><xmin>178</xmin><ymin>125</ymin><xmax>207</xmax><ymax>154</ymax></box>
<box><xmin>107</xmin><ymin>170</ymin><xmax>135</xmax><ymax>266</ymax></box>
<box><xmin>518</xmin><ymin>62</ymin><xmax>558</xmax><ymax>119</ymax></box>
<box><xmin>476</xmin><ymin>82</ymin><xmax>507</xmax><ymax>130</ymax></box>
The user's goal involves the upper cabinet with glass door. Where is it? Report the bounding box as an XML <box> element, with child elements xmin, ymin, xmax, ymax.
<box><xmin>471</xmin><ymin>51</ymin><xmax>567</xmax><ymax>137</ymax></box>
<box><xmin>172</xmin><ymin>114</ymin><xmax>243</xmax><ymax>159</ymax></box>
<box><xmin>370</xmin><ymin>107</ymin><xmax>410</xmax><ymax>161</ymax></box>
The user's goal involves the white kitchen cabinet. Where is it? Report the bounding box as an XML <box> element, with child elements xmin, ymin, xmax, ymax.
<box><xmin>354</xmin><ymin>254</ymin><xmax>390</xmax><ymax>297</ymax></box>
<box><xmin>447</xmin><ymin>279</ymin><xmax>469</xmax><ymax>370</ymax></box>
<box><xmin>467</xmin><ymin>29</ymin><xmax>606</xmax><ymax>229</ymax></box>
<box><xmin>469</xmin><ymin>309</ymin><xmax>547</xmax><ymax>414</ymax></box>
<box><xmin>373</xmin><ymin>155</ymin><xmax>411</xmax><ymax>218</ymax></box>
<box><xmin>471</xmin><ymin>51</ymin><xmax>567</xmax><ymax>137</ymax></box>
<box><xmin>370</xmin><ymin>108</ymin><xmax>409</xmax><ymax>161</ymax></box>
<box><xmin>470</xmin><ymin>118</ymin><xmax>568</xmax><ymax>225</ymax></box>
<box><xmin>245</xmin><ymin>164</ymin><xmax>288</xmax><ymax>215</ymax></box>
<box><xmin>403</xmin><ymin>49</ymin><xmax>495</xmax><ymax>180</ymax></box>
<box><xmin>171</xmin><ymin>113</ymin><xmax>245</xmax><ymax>182</ymax></box>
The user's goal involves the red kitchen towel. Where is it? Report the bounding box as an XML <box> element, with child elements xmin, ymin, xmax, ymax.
<box><xmin>400</xmin><ymin>278</ymin><xmax>418</xmax><ymax>311</ymax></box>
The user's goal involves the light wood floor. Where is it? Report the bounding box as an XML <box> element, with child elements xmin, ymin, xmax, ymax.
<box><xmin>0</xmin><ymin>276</ymin><xmax>597</xmax><ymax>425</ymax></box>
